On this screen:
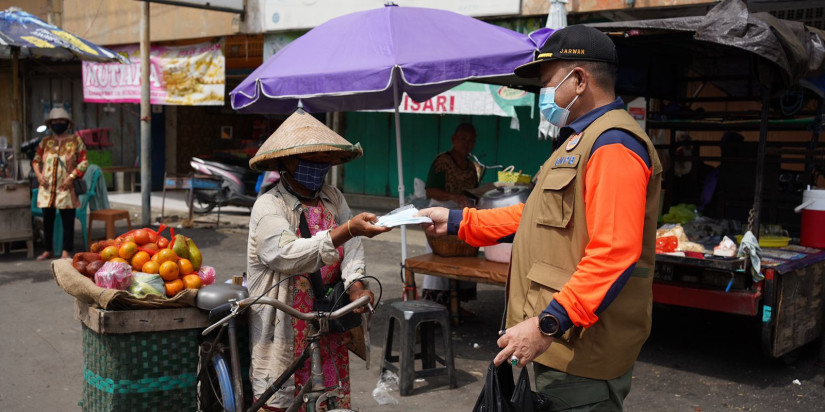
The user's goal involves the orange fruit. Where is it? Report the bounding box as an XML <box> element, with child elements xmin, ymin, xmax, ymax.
<box><xmin>157</xmin><ymin>237</ymin><xmax>170</xmax><ymax>249</ymax></box>
<box><xmin>141</xmin><ymin>260</ymin><xmax>160</xmax><ymax>274</ymax></box>
<box><xmin>147</xmin><ymin>230</ymin><xmax>158</xmax><ymax>244</ymax></box>
<box><xmin>110</xmin><ymin>257</ymin><xmax>129</xmax><ymax>265</ymax></box>
<box><xmin>182</xmin><ymin>274</ymin><xmax>202</xmax><ymax>290</ymax></box>
<box><xmin>130</xmin><ymin>251</ymin><xmax>151</xmax><ymax>271</ymax></box>
<box><xmin>118</xmin><ymin>241</ymin><xmax>139</xmax><ymax>260</ymax></box>
<box><xmin>178</xmin><ymin>258</ymin><xmax>194</xmax><ymax>275</ymax></box>
<box><xmin>164</xmin><ymin>279</ymin><xmax>184</xmax><ymax>297</ymax></box>
<box><xmin>100</xmin><ymin>246</ymin><xmax>119</xmax><ymax>261</ymax></box>
<box><xmin>159</xmin><ymin>260</ymin><xmax>180</xmax><ymax>281</ymax></box>
<box><xmin>133</xmin><ymin>229</ymin><xmax>151</xmax><ymax>246</ymax></box>
<box><xmin>156</xmin><ymin>249</ymin><xmax>178</xmax><ymax>264</ymax></box>
<box><xmin>142</xmin><ymin>243</ymin><xmax>159</xmax><ymax>254</ymax></box>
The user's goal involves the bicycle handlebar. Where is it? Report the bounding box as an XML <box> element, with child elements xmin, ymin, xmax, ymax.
<box><xmin>202</xmin><ymin>295</ymin><xmax>370</xmax><ymax>336</ymax></box>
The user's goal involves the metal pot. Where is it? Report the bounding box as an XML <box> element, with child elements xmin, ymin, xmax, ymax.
<box><xmin>476</xmin><ymin>185</ymin><xmax>531</xmax><ymax>209</ymax></box>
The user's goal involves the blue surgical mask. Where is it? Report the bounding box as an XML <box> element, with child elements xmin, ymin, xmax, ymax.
<box><xmin>292</xmin><ymin>159</ymin><xmax>331</xmax><ymax>191</ymax></box>
<box><xmin>538</xmin><ymin>69</ymin><xmax>579</xmax><ymax>127</ymax></box>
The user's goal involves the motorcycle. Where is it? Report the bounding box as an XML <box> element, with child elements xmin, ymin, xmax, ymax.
<box><xmin>188</xmin><ymin>156</ymin><xmax>279</xmax><ymax>214</ymax></box>
<box><xmin>21</xmin><ymin>125</ymin><xmax>50</xmax><ymax>187</ymax></box>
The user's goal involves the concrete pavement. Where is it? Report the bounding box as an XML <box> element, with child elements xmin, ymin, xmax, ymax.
<box><xmin>1</xmin><ymin>193</ymin><xmax>825</xmax><ymax>411</ymax></box>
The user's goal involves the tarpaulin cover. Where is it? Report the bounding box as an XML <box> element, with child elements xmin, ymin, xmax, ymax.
<box><xmin>588</xmin><ymin>0</ymin><xmax>825</xmax><ymax>98</ymax></box>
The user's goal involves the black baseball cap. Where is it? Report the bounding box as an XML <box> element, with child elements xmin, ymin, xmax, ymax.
<box><xmin>514</xmin><ymin>25</ymin><xmax>618</xmax><ymax>79</ymax></box>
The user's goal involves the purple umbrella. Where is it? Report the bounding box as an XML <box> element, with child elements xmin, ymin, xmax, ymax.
<box><xmin>231</xmin><ymin>4</ymin><xmax>542</xmax><ymax>260</ymax></box>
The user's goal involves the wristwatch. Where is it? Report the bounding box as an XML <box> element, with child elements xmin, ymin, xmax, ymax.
<box><xmin>538</xmin><ymin>313</ymin><xmax>564</xmax><ymax>338</ymax></box>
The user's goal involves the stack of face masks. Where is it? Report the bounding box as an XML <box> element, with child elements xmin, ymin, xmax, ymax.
<box><xmin>375</xmin><ymin>205</ymin><xmax>433</xmax><ymax>228</ymax></box>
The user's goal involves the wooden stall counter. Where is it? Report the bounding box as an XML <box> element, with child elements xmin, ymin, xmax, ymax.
<box><xmin>404</xmin><ymin>253</ymin><xmax>508</xmax><ymax>325</ymax></box>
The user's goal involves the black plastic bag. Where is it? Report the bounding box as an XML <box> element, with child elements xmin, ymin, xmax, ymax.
<box><xmin>312</xmin><ymin>280</ymin><xmax>362</xmax><ymax>333</ymax></box>
<box><xmin>472</xmin><ymin>362</ymin><xmax>538</xmax><ymax>412</ymax></box>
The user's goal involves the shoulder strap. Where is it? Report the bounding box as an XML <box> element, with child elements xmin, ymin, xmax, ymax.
<box><xmin>299</xmin><ymin>211</ymin><xmax>328</xmax><ymax>299</ymax></box>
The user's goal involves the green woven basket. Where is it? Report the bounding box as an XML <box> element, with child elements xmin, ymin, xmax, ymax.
<box><xmin>79</xmin><ymin>324</ymin><xmax>200</xmax><ymax>411</ymax></box>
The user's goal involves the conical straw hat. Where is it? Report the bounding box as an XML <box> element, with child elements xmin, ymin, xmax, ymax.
<box><xmin>249</xmin><ymin>109</ymin><xmax>362</xmax><ymax>171</ymax></box>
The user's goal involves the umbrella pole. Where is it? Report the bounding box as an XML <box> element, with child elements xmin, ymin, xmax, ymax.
<box><xmin>140</xmin><ymin>2</ymin><xmax>152</xmax><ymax>227</ymax></box>
<box><xmin>393</xmin><ymin>74</ymin><xmax>407</xmax><ymax>263</ymax></box>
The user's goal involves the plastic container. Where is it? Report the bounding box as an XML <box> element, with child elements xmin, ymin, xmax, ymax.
<box><xmin>795</xmin><ymin>187</ymin><xmax>825</xmax><ymax>248</ymax></box>
<box><xmin>484</xmin><ymin>243</ymin><xmax>512</xmax><ymax>263</ymax></box>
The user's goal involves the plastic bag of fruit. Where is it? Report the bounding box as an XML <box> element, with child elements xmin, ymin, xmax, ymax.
<box><xmin>94</xmin><ymin>261</ymin><xmax>133</xmax><ymax>290</ymax></box>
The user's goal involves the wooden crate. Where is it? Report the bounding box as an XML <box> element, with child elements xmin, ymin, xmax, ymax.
<box><xmin>74</xmin><ymin>299</ymin><xmax>209</xmax><ymax>334</ymax></box>
<box><xmin>0</xmin><ymin>180</ymin><xmax>30</xmax><ymax>207</ymax></box>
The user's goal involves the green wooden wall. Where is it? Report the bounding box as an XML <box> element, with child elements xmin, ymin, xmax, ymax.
<box><xmin>342</xmin><ymin>106</ymin><xmax>554</xmax><ymax>197</ymax></box>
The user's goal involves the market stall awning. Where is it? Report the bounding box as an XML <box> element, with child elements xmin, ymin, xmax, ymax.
<box><xmin>587</xmin><ymin>0</ymin><xmax>825</xmax><ymax>98</ymax></box>
<box><xmin>0</xmin><ymin>7</ymin><xmax>127</xmax><ymax>63</ymax></box>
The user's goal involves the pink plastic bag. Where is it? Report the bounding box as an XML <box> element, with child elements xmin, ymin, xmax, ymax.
<box><xmin>94</xmin><ymin>261</ymin><xmax>133</xmax><ymax>290</ymax></box>
<box><xmin>197</xmin><ymin>265</ymin><xmax>216</xmax><ymax>286</ymax></box>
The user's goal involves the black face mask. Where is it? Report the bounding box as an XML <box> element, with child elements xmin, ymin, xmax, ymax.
<box><xmin>50</xmin><ymin>122</ymin><xmax>69</xmax><ymax>135</ymax></box>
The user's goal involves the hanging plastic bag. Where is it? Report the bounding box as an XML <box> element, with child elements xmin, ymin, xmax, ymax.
<box><xmin>472</xmin><ymin>362</ymin><xmax>548</xmax><ymax>412</ymax></box>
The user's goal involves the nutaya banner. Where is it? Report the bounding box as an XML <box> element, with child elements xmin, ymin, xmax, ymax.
<box><xmin>374</xmin><ymin>83</ymin><xmax>534</xmax><ymax>129</ymax></box>
<box><xmin>82</xmin><ymin>42</ymin><xmax>225</xmax><ymax>106</ymax></box>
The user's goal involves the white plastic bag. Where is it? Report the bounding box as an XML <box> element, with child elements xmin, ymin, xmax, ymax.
<box><xmin>128</xmin><ymin>273</ymin><xmax>165</xmax><ymax>298</ymax></box>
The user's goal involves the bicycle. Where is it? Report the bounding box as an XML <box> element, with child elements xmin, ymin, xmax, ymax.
<box><xmin>196</xmin><ymin>281</ymin><xmax>375</xmax><ymax>412</ymax></box>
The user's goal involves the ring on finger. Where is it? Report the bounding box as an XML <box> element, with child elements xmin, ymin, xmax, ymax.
<box><xmin>510</xmin><ymin>355</ymin><xmax>519</xmax><ymax>366</ymax></box>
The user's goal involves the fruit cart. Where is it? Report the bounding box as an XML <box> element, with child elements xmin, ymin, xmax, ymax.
<box><xmin>52</xmin><ymin>223</ymin><xmax>221</xmax><ymax>410</ymax></box>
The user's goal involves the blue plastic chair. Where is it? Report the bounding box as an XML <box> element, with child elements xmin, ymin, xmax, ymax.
<box><xmin>31</xmin><ymin>166</ymin><xmax>100</xmax><ymax>254</ymax></box>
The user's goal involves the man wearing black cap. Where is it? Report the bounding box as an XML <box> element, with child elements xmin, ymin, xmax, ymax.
<box><xmin>418</xmin><ymin>25</ymin><xmax>662</xmax><ymax>410</ymax></box>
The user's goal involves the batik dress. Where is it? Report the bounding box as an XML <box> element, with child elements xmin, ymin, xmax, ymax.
<box><xmin>32</xmin><ymin>134</ymin><xmax>88</xmax><ymax>209</ymax></box>
<box><xmin>289</xmin><ymin>204</ymin><xmax>350</xmax><ymax>411</ymax></box>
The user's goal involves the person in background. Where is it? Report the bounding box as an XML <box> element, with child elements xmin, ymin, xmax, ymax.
<box><xmin>32</xmin><ymin>107</ymin><xmax>88</xmax><ymax>260</ymax></box>
<box><xmin>418</xmin><ymin>25</ymin><xmax>662</xmax><ymax>411</ymax></box>
<box><xmin>422</xmin><ymin>123</ymin><xmax>479</xmax><ymax>313</ymax></box>
<box><xmin>425</xmin><ymin>123</ymin><xmax>479</xmax><ymax>208</ymax></box>
<box><xmin>246</xmin><ymin>110</ymin><xmax>391</xmax><ymax>410</ymax></box>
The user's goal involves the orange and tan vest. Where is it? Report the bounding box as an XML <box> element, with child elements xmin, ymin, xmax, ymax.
<box><xmin>507</xmin><ymin>109</ymin><xmax>663</xmax><ymax>380</ymax></box>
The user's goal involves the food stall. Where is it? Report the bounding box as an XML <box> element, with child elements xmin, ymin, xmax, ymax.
<box><xmin>403</xmin><ymin>0</ymin><xmax>825</xmax><ymax>359</ymax></box>
<box><xmin>589</xmin><ymin>0</ymin><xmax>825</xmax><ymax>359</ymax></box>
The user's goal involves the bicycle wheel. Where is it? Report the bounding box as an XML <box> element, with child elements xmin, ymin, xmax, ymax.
<box><xmin>212</xmin><ymin>353</ymin><xmax>237</xmax><ymax>412</ymax></box>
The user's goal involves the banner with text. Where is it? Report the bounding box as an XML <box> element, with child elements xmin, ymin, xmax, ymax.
<box><xmin>371</xmin><ymin>83</ymin><xmax>534</xmax><ymax>129</ymax></box>
<box><xmin>82</xmin><ymin>41</ymin><xmax>225</xmax><ymax>105</ymax></box>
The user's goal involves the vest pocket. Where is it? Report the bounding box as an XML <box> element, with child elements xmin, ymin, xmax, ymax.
<box><xmin>523</xmin><ymin>261</ymin><xmax>572</xmax><ymax>318</ymax></box>
<box><xmin>535</xmin><ymin>169</ymin><xmax>576</xmax><ymax>229</ymax></box>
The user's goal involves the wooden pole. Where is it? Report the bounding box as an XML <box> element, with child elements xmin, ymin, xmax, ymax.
<box><xmin>140</xmin><ymin>2</ymin><xmax>152</xmax><ymax>226</ymax></box>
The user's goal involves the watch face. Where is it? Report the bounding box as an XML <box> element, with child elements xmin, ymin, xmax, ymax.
<box><xmin>539</xmin><ymin>314</ymin><xmax>559</xmax><ymax>335</ymax></box>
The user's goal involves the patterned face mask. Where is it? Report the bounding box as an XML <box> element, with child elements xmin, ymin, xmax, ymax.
<box><xmin>292</xmin><ymin>159</ymin><xmax>332</xmax><ymax>191</ymax></box>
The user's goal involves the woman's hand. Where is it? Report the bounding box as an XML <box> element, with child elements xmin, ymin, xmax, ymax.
<box><xmin>453</xmin><ymin>194</ymin><xmax>470</xmax><ymax>208</ymax></box>
<box><xmin>348</xmin><ymin>280</ymin><xmax>374</xmax><ymax>314</ymax></box>
<box><xmin>38</xmin><ymin>175</ymin><xmax>50</xmax><ymax>190</ymax></box>
<box><xmin>348</xmin><ymin>212</ymin><xmax>392</xmax><ymax>238</ymax></box>
<box><xmin>59</xmin><ymin>175</ymin><xmax>74</xmax><ymax>191</ymax></box>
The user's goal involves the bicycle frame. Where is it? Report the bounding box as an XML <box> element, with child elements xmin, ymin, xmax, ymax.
<box><xmin>203</xmin><ymin>295</ymin><xmax>369</xmax><ymax>412</ymax></box>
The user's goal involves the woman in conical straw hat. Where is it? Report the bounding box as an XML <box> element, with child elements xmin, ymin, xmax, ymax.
<box><xmin>246</xmin><ymin>109</ymin><xmax>391</xmax><ymax>410</ymax></box>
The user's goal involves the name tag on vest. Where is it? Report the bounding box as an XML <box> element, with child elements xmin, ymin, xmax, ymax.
<box><xmin>552</xmin><ymin>155</ymin><xmax>580</xmax><ymax>169</ymax></box>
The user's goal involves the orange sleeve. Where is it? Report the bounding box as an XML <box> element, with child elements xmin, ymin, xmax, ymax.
<box><xmin>551</xmin><ymin>144</ymin><xmax>651</xmax><ymax>328</ymax></box>
<box><xmin>457</xmin><ymin>203</ymin><xmax>524</xmax><ymax>247</ymax></box>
